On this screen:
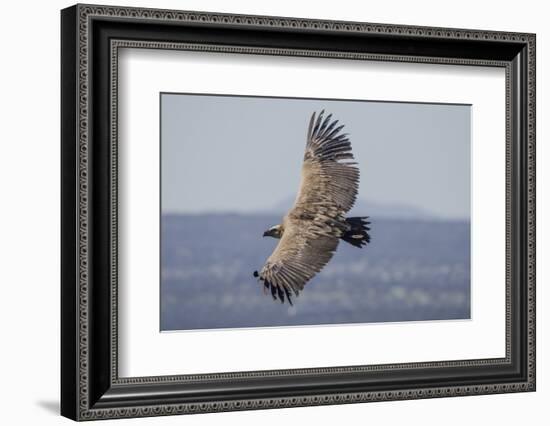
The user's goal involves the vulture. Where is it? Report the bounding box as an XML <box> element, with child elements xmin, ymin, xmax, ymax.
<box><xmin>253</xmin><ymin>110</ymin><xmax>371</xmax><ymax>304</ymax></box>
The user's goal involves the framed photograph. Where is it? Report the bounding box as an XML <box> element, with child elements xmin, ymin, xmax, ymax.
<box><xmin>61</xmin><ymin>4</ymin><xmax>536</xmax><ymax>421</ymax></box>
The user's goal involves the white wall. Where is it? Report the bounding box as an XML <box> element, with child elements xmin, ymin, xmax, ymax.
<box><xmin>0</xmin><ymin>0</ymin><xmax>546</xmax><ymax>424</ymax></box>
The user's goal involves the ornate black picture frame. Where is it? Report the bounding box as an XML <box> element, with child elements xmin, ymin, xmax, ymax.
<box><xmin>61</xmin><ymin>3</ymin><xmax>536</xmax><ymax>421</ymax></box>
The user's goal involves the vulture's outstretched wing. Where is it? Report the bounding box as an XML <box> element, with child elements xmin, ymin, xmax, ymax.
<box><xmin>256</xmin><ymin>111</ymin><xmax>360</xmax><ymax>303</ymax></box>
<box><xmin>296</xmin><ymin>110</ymin><xmax>359</xmax><ymax>213</ymax></box>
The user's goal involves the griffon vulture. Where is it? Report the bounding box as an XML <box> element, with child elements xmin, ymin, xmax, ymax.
<box><xmin>253</xmin><ymin>110</ymin><xmax>370</xmax><ymax>304</ymax></box>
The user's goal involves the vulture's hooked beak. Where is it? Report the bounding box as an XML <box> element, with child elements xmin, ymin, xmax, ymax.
<box><xmin>263</xmin><ymin>225</ymin><xmax>282</xmax><ymax>239</ymax></box>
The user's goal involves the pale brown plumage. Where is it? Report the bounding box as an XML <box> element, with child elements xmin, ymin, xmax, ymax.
<box><xmin>254</xmin><ymin>110</ymin><xmax>361</xmax><ymax>304</ymax></box>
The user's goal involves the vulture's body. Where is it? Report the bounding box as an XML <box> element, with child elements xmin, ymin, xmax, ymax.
<box><xmin>254</xmin><ymin>111</ymin><xmax>370</xmax><ymax>304</ymax></box>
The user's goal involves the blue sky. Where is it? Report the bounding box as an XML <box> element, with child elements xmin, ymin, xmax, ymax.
<box><xmin>161</xmin><ymin>93</ymin><xmax>471</xmax><ymax>220</ymax></box>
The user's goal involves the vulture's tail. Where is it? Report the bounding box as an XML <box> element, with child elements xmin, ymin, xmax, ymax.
<box><xmin>341</xmin><ymin>217</ymin><xmax>371</xmax><ymax>248</ymax></box>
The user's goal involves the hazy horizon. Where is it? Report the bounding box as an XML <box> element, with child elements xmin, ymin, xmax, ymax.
<box><xmin>161</xmin><ymin>196</ymin><xmax>467</xmax><ymax>221</ymax></box>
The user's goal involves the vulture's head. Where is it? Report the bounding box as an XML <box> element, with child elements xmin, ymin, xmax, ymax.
<box><xmin>263</xmin><ymin>224</ymin><xmax>283</xmax><ymax>239</ymax></box>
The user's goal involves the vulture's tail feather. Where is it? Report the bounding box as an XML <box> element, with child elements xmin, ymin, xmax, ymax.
<box><xmin>341</xmin><ymin>217</ymin><xmax>371</xmax><ymax>248</ymax></box>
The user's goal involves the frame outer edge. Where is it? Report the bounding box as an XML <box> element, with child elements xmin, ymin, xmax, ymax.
<box><xmin>76</xmin><ymin>2</ymin><xmax>92</xmax><ymax>420</ymax></box>
<box><xmin>66</xmin><ymin>4</ymin><xmax>536</xmax><ymax>421</ymax></box>
<box><xmin>527</xmin><ymin>34</ymin><xmax>536</xmax><ymax>390</ymax></box>
<box><xmin>61</xmin><ymin>4</ymin><xmax>80</xmax><ymax>422</ymax></box>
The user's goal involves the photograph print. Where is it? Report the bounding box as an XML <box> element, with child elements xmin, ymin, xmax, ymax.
<box><xmin>160</xmin><ymin>93</ymin><xmax>471</xmax><ymax>331</ymax></box>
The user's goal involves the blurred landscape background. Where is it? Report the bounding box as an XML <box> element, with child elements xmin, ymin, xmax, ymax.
<box><xmin>160</xmin><ymin>199</ymin><xmax>470</xmax><ymax>331</ymax></box>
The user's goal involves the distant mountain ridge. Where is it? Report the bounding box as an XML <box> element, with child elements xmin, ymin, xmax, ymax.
<box><xmin>163</xmin><ymin>198</ymin><xmax>469</xmax><ymax>221</ymax></box>
<box><xmin>264</xmin><ymin>196</ymin><xmax>436</xmax><ymax>220</ymax></box>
